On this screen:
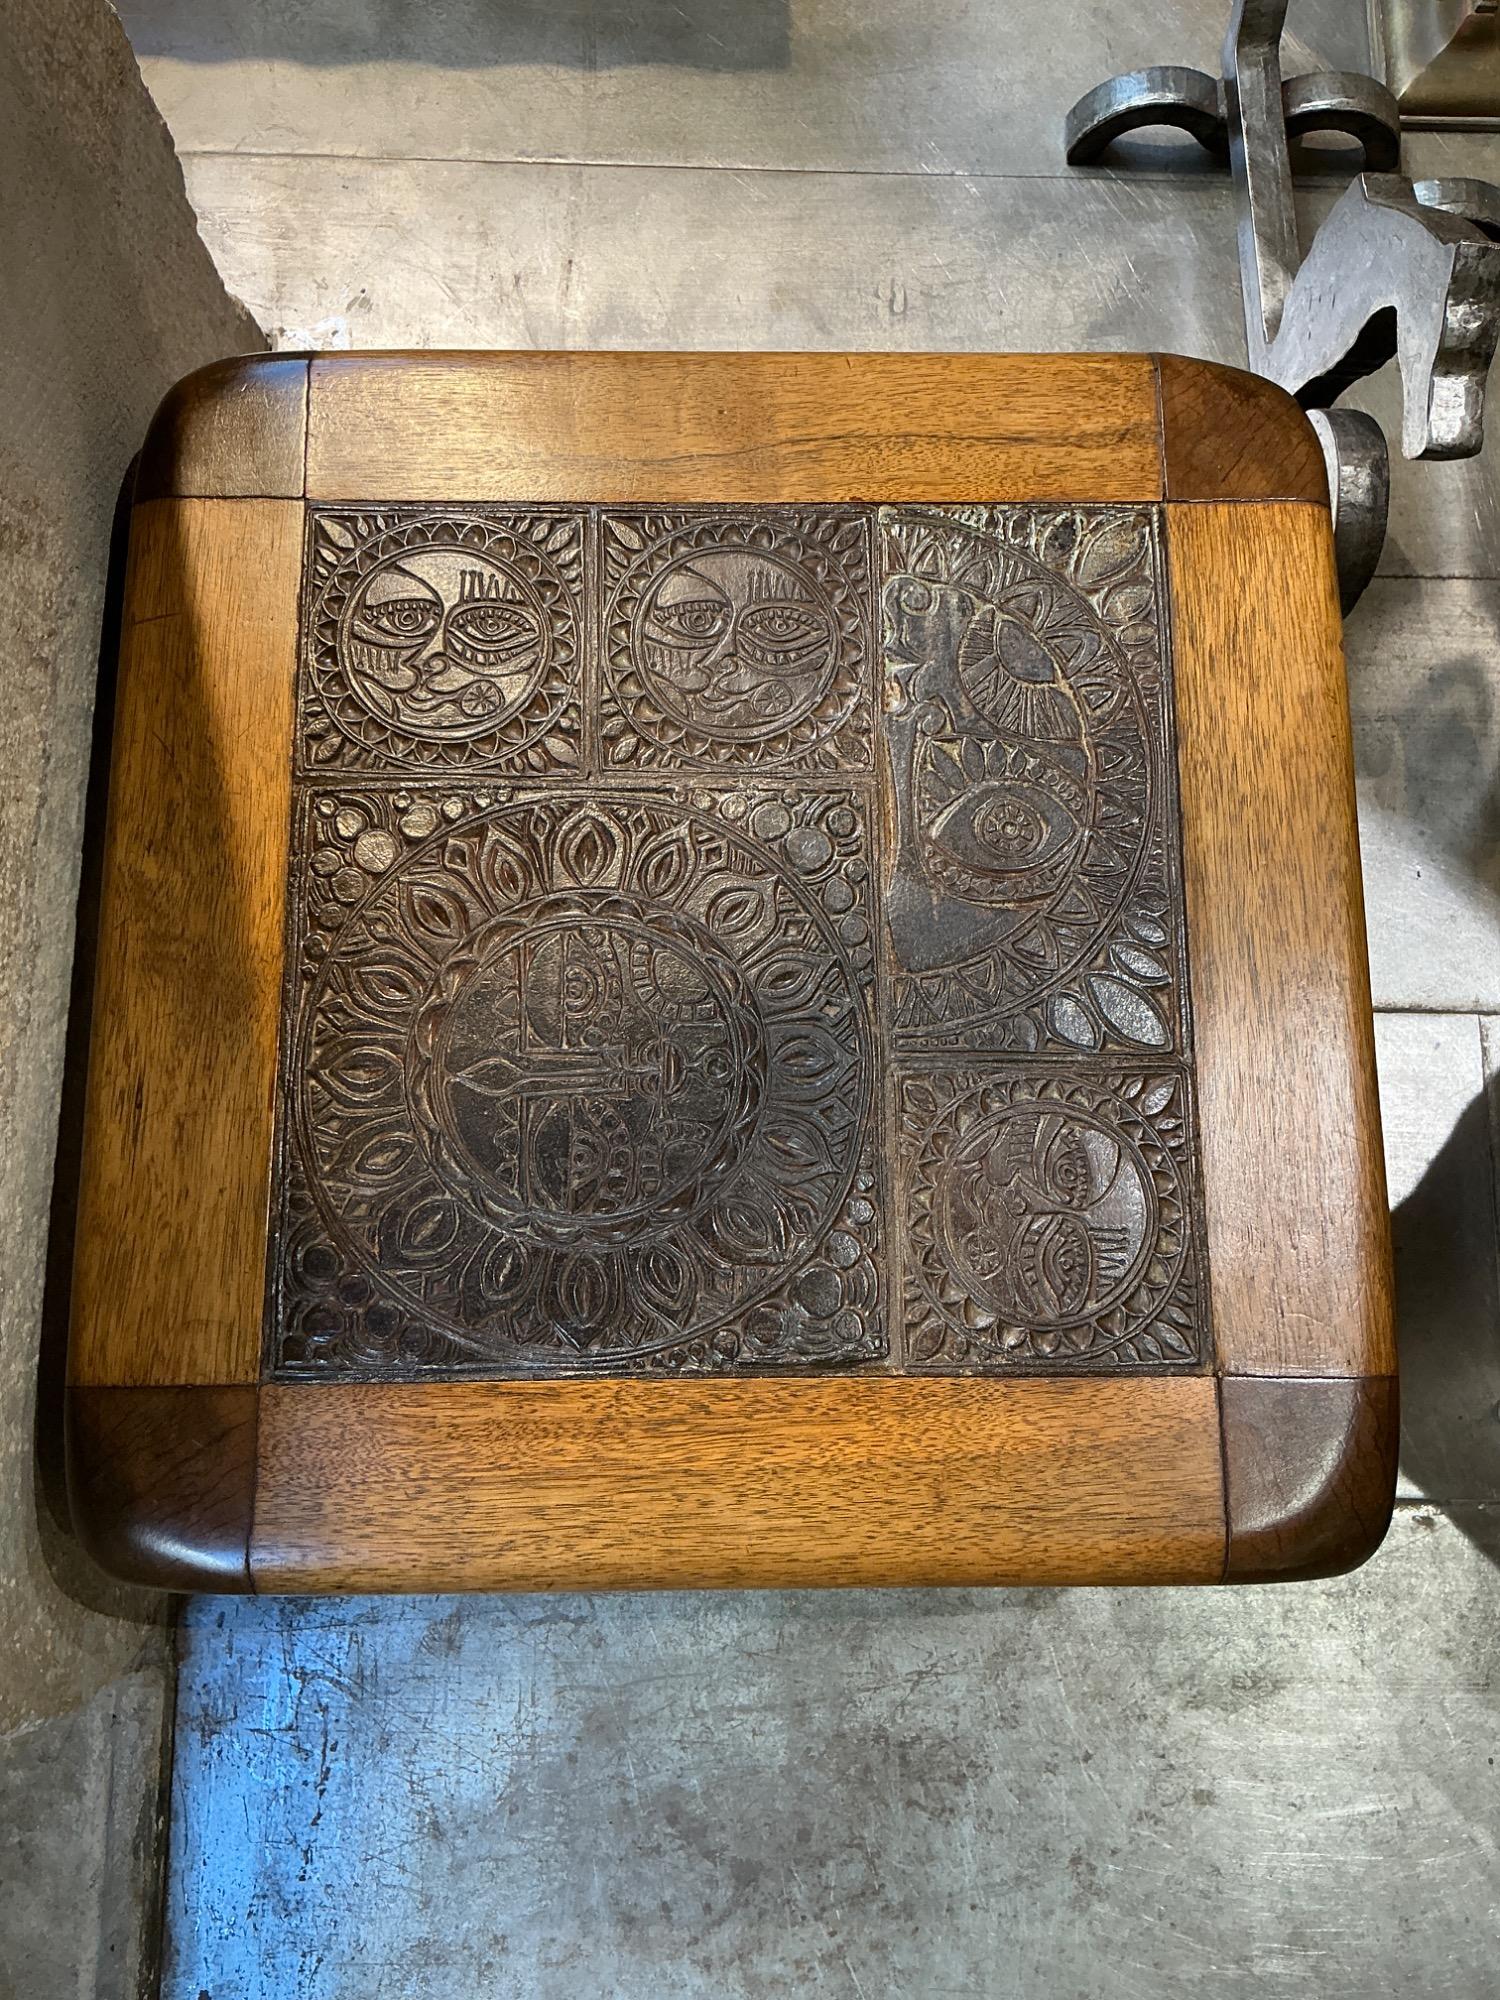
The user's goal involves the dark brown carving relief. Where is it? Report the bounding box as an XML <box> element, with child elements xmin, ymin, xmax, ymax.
<box><xmin>268</xmin><ymin>503</ymin><xmax>1209</xmax><ymax>1379</ymax></box>
<box><xmin>881</xmin><ymin>507</ymin><xmax>1183</xmax><ymax>1055</ymax></box>
<box><xmin>599</xmin><ymin>511</ymin><xmax>873</xmax><ymax>770</ymax></box>
<box><xmin>270</xmin><ymin>782</ymin><xmax>881</xmax><ymax>1375</ymax></box>
<box><xmin>300</xmin><ymin>509</ymin><xmax>582</xmax><ymax>773</ymax></box>
<box><xmin>899</xmin><ymin>1069</ymin><xmax>1204</xmax><ymax>1369</ymax></box>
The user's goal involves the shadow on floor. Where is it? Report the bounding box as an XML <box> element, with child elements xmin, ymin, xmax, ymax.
<box><xmin>115</xmin><ymin>0</ymin><xmax>791</xmax><ymax>73</ymax></box>
<box><xmin>1393</xmin><ymin>1073</ymin><xmax>1500</xmax><ymax>1561</ymax></box>
<box><xmin>29</xmin><ymin>458</ymin><xmax>144</xmax><ymax>1621</ymax></box>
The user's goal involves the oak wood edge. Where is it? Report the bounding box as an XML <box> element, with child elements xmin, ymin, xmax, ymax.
<box><xmin>135</xmin><ymin>354</ymin><xmax>309</xmax><ymax>500</ymax></box>
<box><xmin>247</xmin><ymin>1376</ymin><xmax>1225</xmax><ymax>1595</ymax></box>
<box><xmin>66</xmin><ymin>1385</ymin><xmax>258</xmax><ymax>1593</ymax></box>
<box><xmin>304</xmin><ymin>350</ymin><xmax>1167</xmax><ymax>504</ymax></box>
<box><xmin>1219</xmin><ymin>1374</ymin><xmax>1397</xmax><ymax>1583</ymax></box>
<box><xmin>68</xmin><ymin>497</ymin><xmax>301</xmax><ymax>1388</ymax></box>
<box><xmin>1167</xmin><ymin>501</ymin><xmax>1394</xmax><ymax>1379</ymax></box>
<box><xmin>1154</xmin><ymin>354</ymin><xmax>1329</xmax><ymax>505</ymax></box>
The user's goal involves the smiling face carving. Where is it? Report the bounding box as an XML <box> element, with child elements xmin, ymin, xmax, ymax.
<box><xmin>636</xmin><ymin>548</ymin><xmax>838</xmax><ymax>739</ymax></box>
<box><xmin>342</xmin><ymin>548</ymin><xmax>550</xmax><ymax>741</ymax></box>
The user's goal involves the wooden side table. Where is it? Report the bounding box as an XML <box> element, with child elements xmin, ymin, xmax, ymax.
<box><xmin>64</xmin><ymin>351</ymin><xmax>1396</xmax><ymax>1593</ymax></box>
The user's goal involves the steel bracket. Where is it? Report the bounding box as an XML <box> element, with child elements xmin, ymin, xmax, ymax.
<box><xmin>1066</xmin><ymin>0</ymin><xmax>1500</xmax><ymax>610</ymax></box>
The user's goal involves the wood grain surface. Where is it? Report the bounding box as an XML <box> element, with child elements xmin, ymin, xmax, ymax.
<box><xmin>69</xmin><ymin>499</ymin><xmax>300</xmax><ymax>1386</ymax></box>
<box><xmin>1155</xmin><ymin>355</ymin><xmax>1328</xmax><ymax>505</ymax></box>
<box><xmin>1221</xmin><ymin>1374</ymin><xmax>1397</xmax><ymax>1580</ymax></box>
<box><xmin>64</xmin><ymin>350</ymin><xmax>1395</xmax><ymax>1593</ymax></box>
<box><xmin>304</xmin><ymin>351</ymin><xmax>1164</xmax><ymax>503</ymax></box>
<box><xmin>249</xmin><ymin>1376</ymin><xmax>1227</xmax><ymax>1592</ymax></box>
<box><xmin>135</xmin><ymin>355</ymin><xmax>309</xmax><ymax>501</ymax></box>
<box><xmin>1168</xmin><ymin>502</ymin><xmax>1394</xmax><ymax>1378</ymax></box>
<box><xmin>67</xmin><ymin>1386</ymin><xmax>257</xmax><ymax>1591</ymax></box>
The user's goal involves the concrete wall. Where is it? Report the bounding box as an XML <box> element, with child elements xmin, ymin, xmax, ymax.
<box><xmin>0</xmin><ymin>3</ymin><xmax>262</xmax><ymax>1994</ymax></box>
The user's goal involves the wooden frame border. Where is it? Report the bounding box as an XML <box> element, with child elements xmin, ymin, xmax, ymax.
<box><xmin>68</xmin><ymin>496</ymin><xmax>301</xmax><ymax>1387</ymax></box>
<box><xmin>66</xmin><ymin>350</ymin><xmax>1396</xmax><ymax>1593</ymax></box>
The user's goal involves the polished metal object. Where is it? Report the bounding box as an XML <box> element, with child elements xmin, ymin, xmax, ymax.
<box><xmin>1067</xmin><ymin>0</ymin><xmax>1500</xmax><ymax>607</ymax></box>
<box><xmin>1064</xmin><ymin>67</ymin><xmax>1229</xmax><ymax>163</ymax></box>
<box><xmin>1063</xmin><ymin>66</ymin><xmax>1400</xmax><ymax>170</ymax></box>
<box><xmin>1263</xmin><ymin>174</ymin><xmax>1500</xmax><ymax>460</ymax></box>
<box><xmin>1370</xmin><ymin>0</ymin><xmax>1500</xmax><ymax>128</ymax></box>
<box><xmin>1308</xmin><ymin>408</ymin><xmax>1391</xmax><ymax>612</ymax></box>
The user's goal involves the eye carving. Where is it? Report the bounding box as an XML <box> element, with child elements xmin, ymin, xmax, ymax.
<box><xmin>1032</xmin><ymin>1118</ymin><xmax>1094</xmax><ymax>1207</ymax></box>
<box><xmin>1017</xmin><ymin>1211</ymin><xmax>1096</xmax><ymax>1318</ymax></box>
<box><xmin>357</xmin><ymin>597</ymin><xmax>441</xmax><ymax>644</ymax></box>
<box><xmin>447</xmin><ymin>599</ymin><xmax>541</xmax><ymax>656</ymax></box>
<box><xmin>648</xmin><ymin>598</ymin><xmax>730</xmax><ymax>645</ymax></box>
<box><xmin>928</xmin><ymin>780</ymin><xmax>1080</xmax><ymax>876</ymax></box>
<box><xmin>738</xmin><ymin>603</ymin><xmax>828</xmax><ymax>654</ymax></box>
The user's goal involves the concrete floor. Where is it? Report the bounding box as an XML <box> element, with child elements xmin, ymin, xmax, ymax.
<box><xmin>116</xmin><ymin>2</ymin><xmax>1500</xmax><ymax>1993</ymax></box>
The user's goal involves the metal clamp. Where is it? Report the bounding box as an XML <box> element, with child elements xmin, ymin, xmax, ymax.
<box><xmin>1066</xmin><ymin>0</ymin><xmax>1500</xmax><ymax>610</ymax></box>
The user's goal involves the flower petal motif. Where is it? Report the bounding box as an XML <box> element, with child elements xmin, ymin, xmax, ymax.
<box><xmin>1087</xmin><ymin>974</ymin><xmax>1170</xmax><ymax>1049</ymax></box>
<box><xmin>554</xmin><ymin>807</ymin><xmax>623</xmax><ymax>888</ymax></box>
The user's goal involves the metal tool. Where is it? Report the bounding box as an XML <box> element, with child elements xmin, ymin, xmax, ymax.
<box><xmin>1066</xmin><ymin>0</ymin><xmax>1500</xmax><ymax>610</ymax></box>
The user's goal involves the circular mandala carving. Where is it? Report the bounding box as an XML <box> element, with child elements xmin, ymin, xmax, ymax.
<box><xmin>603</xmin><ymin>517</ymin><xmax>867</xmax><ymax>766</ymax></box>
<box><xmin>306</xmin><ymin>513</ymin><xmax>579</xmax><ymax>769</ymax></box>
<box><xmin>412</xmin><ymin>896</ymin><xmax>768</xmax><ymax>1250</ymax></box>
<box><xmin>884</xmin><ymin>509</ymin><xmax>1173</xmax><ymax>1053</ymax></box>
<box><xmin>293</xmin><ymin>796</ymin><xmax>870</xmax><ymax>1364</ymax></box>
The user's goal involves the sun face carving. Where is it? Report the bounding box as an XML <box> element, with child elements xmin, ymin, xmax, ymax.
<box><xmin>301</xmin><ymin>511</ymin><xmax>582</xmax><ymax>772</ymax></box>
<box><xmin>901</xmin><ymin>1071</ymin><xmax>1204</xmax><ymax>1368</ymax></box>
<box><xmin>601</xmin><ymin>513</ymin><xmax>872</xmax><ymax>769</ymax></box>
<box><xmin>939</xmin><ymin>1101</ymin><xmax>1153</xmax><ymax>1324</ymax></box>
<box><xmin>635</xmin><ymin>548</ymin><xmax>838</xmax><ymax>738</ymax></box>
<box><xmin>343</xmin><ymin>547</ymin><xmax>550</xmax><ymax>739</ymax></box>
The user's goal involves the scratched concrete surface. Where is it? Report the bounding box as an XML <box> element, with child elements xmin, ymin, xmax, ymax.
<box><xmin>109</xmin><ymin>0</ymin><xmax>1500</xmax><ymax>1992</ymax></box>
<box><xmin>170</xmin><ymin>1513</ymin><xmax>1500</xmax><ymax>2000</ymax></box>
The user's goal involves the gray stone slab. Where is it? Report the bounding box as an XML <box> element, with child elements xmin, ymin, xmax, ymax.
<box><xmin>165</xmin><ymin>1505</ymin><xmax>1500</xmax><ymax>2000</ymax></box>
<box><xmin>173</xmin><ymin>142</ymin><xmax>1500</xmax><ymax>589</ymax></box>
<box><xmin>175</xmin><ymin>152</ymin><xmax>1246</xmax><ymax>356</ymax></box>
<box><xmin>1</xmin><ymin>1639</ymin><xmax>173</xmax><ymax>2000</ymax></box>
<box><xmin>122</xmin><ymin>0</ymin><xmax>1500</xmax><ymax>584</ymax></box>
<box><xmin>117</xmin><ymin>0</ymin><xmax>1369</xmax><ymax>177</ymax></box>
<box><xmin>1376</xmin><ymin>1012</ymin><xmax>1500</xmax><ymax>1501</ymax></box>
<box><xmin>1348</xmin><ymin>579</ymin><xmax>1500</xmax><ymax>1012</ymax></box>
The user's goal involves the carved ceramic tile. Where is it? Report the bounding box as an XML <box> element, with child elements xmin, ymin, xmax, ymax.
<box><xmin>898</xmin><ymin>1068</ymin><xmax>1207</xmax><ymax>1369</ymax></box>
<box><xmin>298</xmin><ymin>509</ymin><xmax>582</xmax><ymax>773</ymax></box>
<box><xmin>268</xmin><ymin>498</ymin><xmax>1211</xmax><ymax>1380</ymax></box>
<box><xmin>269</xmin><ymin>785</ymin><xmax>883</xmax><ymax>1375</ymax></box>
<box><xmin>599</xmin><ymin>511</ymin><xmax>873</xmax><ymax>771</ymax></box>
<box><xmin>881</xmin><ymin>506</ymin><xmax>1187</xmax><ymax>1056</ymax></box>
